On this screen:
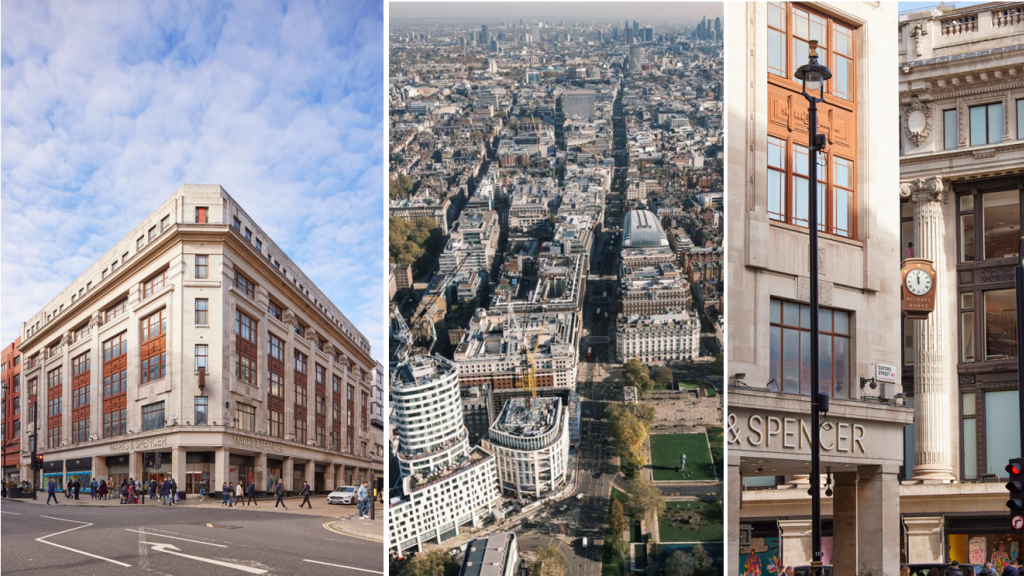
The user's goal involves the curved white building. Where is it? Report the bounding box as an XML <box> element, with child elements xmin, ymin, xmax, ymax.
<box><xmin>483</xmin><ymin>397</ymin><xmax>569</xmax><ymax>499</ymax></box>
<box><xmin>389</xmin><ymin>354</ymin><xmax>502</xmax><ymax>556</ymax></box>
<box><xmin>392</xmin><ymin>355</ymin><xmax>469</xmax><ymax>476</ymax></box>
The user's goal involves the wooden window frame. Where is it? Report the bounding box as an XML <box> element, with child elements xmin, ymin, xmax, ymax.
<box><xmin>268</xmin><ymin>333</ymin><xmax>284</xmax><ymax>362</ymax></box>
<box><xmin>268</xmin><ymin>301</ymin><xmax>282</xmax><ymax>321</ymax></box>
<box><xmin>769</xmin><ymin>298</ymin><xmax>853</xmax><ymax>398</ymax></box>
<box><xmin>235</xmin><ymin>310</ymin><xmax>256</xmax><ymax>343</ymax></box>
<box><xmin>236</xmin><ymin>403</ymin><xmax>256</xmax><ymax>432</ymax></box>
<box><xmin>269</xmin><ymin>410</ymin><xmax>284</xmax><ymax>439</ymax></box>
<box><xmin>195</xmin><ymin>255</ymin><xmax>208</xmax><ymax>279</ymax></box>
<box><xmin>195</xmin><ymin>299</ymin><xmax>209</xmax><ymax>326</ymax></box>
<box><xmin>234</xmin><ymin>272</ymin><xmax>255</xmax><ymax>299</ymax></box>
<box><xmin>195</xmin><ymin>344</ymin><xmax>208</xmax><ymax>373</ymax></box>
<box><xmin>105</xmin><ymin>299</ymin><xmax>127</xmax><ymax>323</ymax></box>
<box><xmin>295</xmin><ymin>419</ymin><xmax>307</xmax><ymax>444</ymax></box>
<box><xmin>766</xmin><ymin>2</ymin><xmax>858</xmax><ymax>240</ymax></box>
<box><xmin>195</xmin><ymin>207</ymin><xmax>208</xmax><ymax>224</ymax></box>
<box><xmin>969</xmin><ymin>102</ymin><xmax>1003</xmax><ymax>147</ymax></box>
<box><xmin>142</xmin><ymin>401</ymin><xmax>165</xmax><ymax>431</ymax></box>
<box><xmin>142</xmin><ymin>270</ymin><xmax>166</xmax><ymax>299</ymax></box>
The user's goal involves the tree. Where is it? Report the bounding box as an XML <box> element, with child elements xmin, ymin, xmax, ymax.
<box><xmin>623</xmin><ymin>358</ymin><xmax>653</xmax><ymax>395</ymax></box>
<box><xmin>406</xmin><ymin>548</ymin><xmax>460</xmax><ymax>576</ymax></box>
<box><xmin>604</xmin><ymin>533</ymin><xmax>629</xmax><ymax>562</ymax></box>
<box><xmin>608</xmin><ymin>403</ymin><xmax>649</xmax><ymax>474</ymax></box>
<box><xmin>633</xmin><ymin>402</ymin><xmax>657</xmax><ymax>427</ymax></box>
<box><xmin>609</xmin><ymin>497</ymin><xmax>628</xmax><ymax>535</ymax></box>
<box><xmin>664</xmin><ymin>544</ymin><xmax>714</xmax><ymax>576</ymax></box>
<box><xmin>625</xmin><ymin>475</ymin><xmax>666</xmax><ymax>520</ymax></box>
<box><xmin>654</xmin><ymin>366</ymin><xmax>674</xmax><ymax>389</ymax></box>
<box><xmin>389</xmin><ymin>173</ymin><xmax>414</xmax><ymax>199</ymax></box>
<box><xmin>530</xmin><ymin>544</ymin><xmax>567</xmax><ymax>576</ymax></box>
<box><xmin>389</xmin><ymin>216</ymin><xmax>443</xmax><ymax>276</ymax></box>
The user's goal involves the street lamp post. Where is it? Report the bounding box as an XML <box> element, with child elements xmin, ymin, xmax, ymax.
<box><xmin>794</xmin><ymin>39</ymin><xmax>832</xmax><ymax>572</ymax></box>
<box><xmin>2</xmin><ymin>383</ymin><xmax>7</xmax><ymax>488</ymax></box>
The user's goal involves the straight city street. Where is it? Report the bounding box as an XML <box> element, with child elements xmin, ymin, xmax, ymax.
<box><xmin>0</xmin><ymin>498</ymin><xmax>382</xmax><ymax>575</ymax></box>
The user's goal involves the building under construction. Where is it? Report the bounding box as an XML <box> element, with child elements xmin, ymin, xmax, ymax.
<box><xmin>481</xmin><ymin>397</ymin><xmax>570</xmax><ymax>499</ymax></box>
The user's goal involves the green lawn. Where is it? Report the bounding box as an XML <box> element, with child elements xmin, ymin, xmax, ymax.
<box><xmin>650</xmin><ymin>433</ymin><xmax>716</xmax><ymax>481</ymax></box>
<box><xmin>707</xmin><ymin>427</ymin><xmax>724</xmax><ymax>479</ymax></box>
<box><xmin>658</xmin><ymin>499</ymin><xmax>724</xmax><ymax>543</ymax></box>
<box><xmin>677</xmin><ymin>381</ymin><xmax>700</xmax><ymax>389</ymax></box>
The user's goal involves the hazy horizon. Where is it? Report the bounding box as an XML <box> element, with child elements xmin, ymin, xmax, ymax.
<box><xmin>390</xmin><ymin>2</ymin><xmax>721</xmax><ymax>22</ymax></box>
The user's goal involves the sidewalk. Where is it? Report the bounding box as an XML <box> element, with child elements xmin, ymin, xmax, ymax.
<box><xmin>329</xmin><ymin>511</ymin><xmax>384</xmax><ymax>542</ymax></box>
<box><xmin>2</xmin><ymin>493</ymin><xmax>361</xmax><ymax>518</ymax></box>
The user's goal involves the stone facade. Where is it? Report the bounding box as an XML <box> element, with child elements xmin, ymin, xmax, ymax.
<box><xmin>15</xmin><ymin>185</ymin><xmax>380</xmax><ymax>497</ymax></box>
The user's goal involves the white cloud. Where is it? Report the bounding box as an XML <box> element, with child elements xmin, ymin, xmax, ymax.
<box><xmin>1</xmin><ymin>0</ymin><xmax>385</xmax><ymax>365</ymax></box>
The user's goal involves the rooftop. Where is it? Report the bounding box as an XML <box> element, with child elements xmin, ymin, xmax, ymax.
<box><xmin>493</xmin><ymin>397</ymin><xmax>561</xmax><ymax>438</ymax></box>
<box><xmin>622</xmin><ymin>209</ymin><xmax>669</xmax><ymax>248</ymax></box>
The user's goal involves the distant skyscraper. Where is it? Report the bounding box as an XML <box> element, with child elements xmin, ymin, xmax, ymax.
<box><xmin>715</xmin><ymin>16</ymin><xmax>722</xmax><ymax>36</ymax></box>
<box><xmin>629</xmin><ymin>45</ymin><xmax>643</xmax><ymax>72</ymax></box>
<box><xmin>633</xmin><ymin>20</ymin><xmax>639</xmax><ymax>39</ymax></box>
<box><xmin>480</xmin><ymin>24</ymin><xmax>489</xmax><ymax>46</ymax></box>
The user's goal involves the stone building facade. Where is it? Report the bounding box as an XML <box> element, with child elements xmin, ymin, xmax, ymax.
<box><xmin>896</xmin><ymin>3</ymin><xmax>1024</xmax><ymax>564</ymax></box>
<box><xmin>14</xmin><ymin>185</ymin><xmax>381</xmax><ymax>497</ymax></box>
<box><xmin>2</xmin><ymin>338</ymin><xmax>23</xmax><ymax>481</ymax></box>
<box><xmin>726</xmin><ymin>3</ymin><xmax>912</xmax><ymax>575</ymax></box>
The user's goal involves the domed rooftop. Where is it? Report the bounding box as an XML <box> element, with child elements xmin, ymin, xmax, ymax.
<box><xmin>622</xmin><ymin>210</ymin><xmax>669</xmax><ymax>248</ymax></box>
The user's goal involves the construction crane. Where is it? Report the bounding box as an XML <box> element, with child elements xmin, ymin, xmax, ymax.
<box><xmin>507</xmin><ymin>302</ymin><xmax>544</xmax><ymax>406</ymax></box>
<box><xmin>407</xmin><ymin>253</ymin><xmax>471</xmax><ymax>347</ymax></box>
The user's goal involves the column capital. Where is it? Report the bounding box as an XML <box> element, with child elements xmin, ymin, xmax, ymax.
<box><xmin>900</xmin><ymin>176</ymin><xmax>946</xmax><ymax>205</ymax></box>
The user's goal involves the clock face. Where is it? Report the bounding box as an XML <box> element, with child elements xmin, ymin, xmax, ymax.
<box><xmin>906</xmin><ymin>269</ymin><xmax>933</xmax><ymax>296</ymax></box>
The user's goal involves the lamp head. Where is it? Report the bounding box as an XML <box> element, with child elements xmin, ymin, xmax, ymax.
<box><xmin>794</xmin><ymin>40</ymin><xmax>833</xmax><ymax>97</ymax></box>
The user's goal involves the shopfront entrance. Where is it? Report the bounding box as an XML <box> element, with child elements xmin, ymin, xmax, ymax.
<box><xmin>314</xmin><ymin>464</ymin><xmax>325</xmax><ymax>494</ymax></box>
<box><xmin>106</xmin><ymin>455</ymin><xmax>129</xmax><ymax>489</ymax></box>
<box><xmin>66</xmin><ymin>457</ymin><xmax>93</xmax><ymax>493</ymax></box>
<box><xmin>230</xmin><ymin>454</ymin><xmax>255</xmax><ymax>489</ymax></box>
<box><xmin>40</xmin><ymin>459</ymin><xmax>64</xmax><ymax>491</ymax></box>
<box><xmin>186</xmin><ymin>452</ymin><xmax>213</xmax><ymax>495</ymax></box>
<box><xmin>266</xmin><ymin>459</ymin><xmax>282</xmax><ymax>494</ymax></box>
<box><xmin>143</xmin><ymin>451</ymin><xmax>171</xmax><ymax>488</ymax></box>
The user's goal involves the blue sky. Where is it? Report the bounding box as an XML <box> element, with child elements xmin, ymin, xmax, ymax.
<box><xmin>1</xmin><ymin>0</ymin><xmax>385</xmax><ymax>365</ymax></box>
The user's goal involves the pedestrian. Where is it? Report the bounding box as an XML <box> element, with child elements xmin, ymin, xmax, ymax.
<box><xmin>298</xmin><ymin>479</ymin><xmax>312</xmax><ymax>509</ymax></box>
<box><xmin>228</xmin><ymin>482</ymin><xmax>236</xmax><ymax>507</ymax></box>
<box><xmin>235</xmin><ymin>481</ymin><xmax>245</xmax><ymax>508</ymax></box>
<box><xmin>222</xmin><ymin>482</ymin><xmax>231</xmax><ymax>507</ymax></box>
<box><xmin>160</xmin><ymin>477</ymin><xmax>170</xmax><ymax>505</ymax></box>
<box><xmin>169</xmin><ymin>476</ymin><xmax>178</xmax><ymax>505</ymax></box>
<box><xmin>99</xmin><ymin>479</ymin><xmax>107</xmax><ymax>500</ymax></box>
<box><xmin>901</xmin><ymin>566</ymin><xmax>912</xmax><ymax>576</ymax></box>
<box><xmin>90</xmin><ymin>478</ymin><xmax>98</xmax><ymax>500</ymax></box>
<box><xmin>199</xmin><ymin>482</ymin><xmax>206</xmax><ymax>502</ymax></box>
<box><xmin>73</xmin><ymin>478</ymin><xmax>81</xmax><ymax>500</ymax></box>
<box><xmin>274</xmin><ymin>479</ymin><xmax>287</xmax><ymax>510</ymax></box>
<box><xmin>980</xmin><ymin>562</ymin><xmax>997</xmax><ymax>576</ymax></box>
<box><xmin>1002</xmin><ymin>559</ymin><xmax>1020</xmax><ymax>576</ymax></box>
<box><xmin>129</xmin><ymin>481</ymin><xmax>138</xmax><ymax>504</ymax></box>
<box><xmin>120</xmin><ymin>483</ymin><xmax>129</xmax><ymax>504</ymax></box>
<box><xmin>945</xmin><ymin>561</ymin><xmax>964</xmax><ymax>576</ymax></box>
<box><xmin>246</xmin><ymin>479</ymin><xmax>258</xmax><ymax>507</ymax></box>
<box><xmin>46</xmin><ymin>478</ymin><xmax>59</xmax><ymax>505</ymax></box>
<box><xmin>357</xmin><ymin>481</ymin><xmax>370</xmax><ymax>519</ymax></box>
<box><xmin>150</xmin><ymin>478</ymin><xmax>157</xmax><ymax>500</ymax></box>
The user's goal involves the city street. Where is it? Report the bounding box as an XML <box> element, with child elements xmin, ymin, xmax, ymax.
<box><xmin>0</xmin><ymin>498</ymin><xmax>383</xmax><ymax>575</ymax></box>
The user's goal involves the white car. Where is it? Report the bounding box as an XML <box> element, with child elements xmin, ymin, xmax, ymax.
<box><xmin>327</xmin><ymin>486</ymin><xmax>358</xmax><ymax>505</ymax></box>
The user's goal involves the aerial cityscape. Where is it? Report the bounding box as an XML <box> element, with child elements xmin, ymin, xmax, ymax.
<box><xmin>387</xmin><ymin>5</ymin><xmax>724</xmax><ymax>575</ymax></box>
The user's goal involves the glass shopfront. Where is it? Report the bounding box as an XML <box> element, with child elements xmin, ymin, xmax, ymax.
<box><xmin>229</xmin><ymin>454</ymin><xmax>255</xmax><ymax>489</ymax></box>
<box><xmin>266</xmin><ymin>459</ymin><xmax>282</xmax><ymax>493</ymax></box>
<box><xmin>106</xmin><ymin>455</ymin><xmax>130</xmax><ymax>489</ymax></box>
<box><xmin>143</xmin><ymin>452</ymin><xmax>171</xmax><ymax>489</ymax></box>
<box><xmin>948</xmin><ymin>532</ymin><xmax>1023</xmax><ymax>568</ymax></box>
<box><xmin>186</xmin><ymin>451</ymin><xmax>214</xmax><ymax>494</ymax></box>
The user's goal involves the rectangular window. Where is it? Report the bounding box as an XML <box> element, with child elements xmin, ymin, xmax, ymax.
<box><xmin>142</xmin><ymin>270</ymin><xmax>166</xmax><ymax>299</ymax></box>
<box><xmin>962</xmin><ymin>292</ymin><xmax>976</xmax><ymax>363</ymax></box>
<box><xmin>72</xmin><ymin>419</ymin><xmax>89</xmax><ymax>444</ymax></box>
<box><xmin>141</xmin><ymin>310</ymin><xmax>167</xmax><ymax>342</ymax></box>
<box><xmin>234</xmin><ymin>272</ymin><xmax>255</xmax><ymax>299</ymax></box>
<box><xmin>295</xmin><ymin>351</ymin><xmax>307</xmax><ymax>374</ymax></box>
<box><xmin>255</xmin><ymin>238</ymin><xmax>263</xmax><ymax>251</ymax></box>
<box><xmin>984</xmin><ymin>289</ymin><xmax>1016</xmax><ymax>361</ymax></box>
<box><xmin>960</xmin><ymin>195</ymin><xmax>976</xmax><ymax>262</ymax></box>
<box><xmin>316</xmin><ymin>425</ymin><xmax>325</xmax><ymax>448</ymax></box>
<box><xmin>48</xmin><ymin>367</ymin><xmax>62</xmax><ymax>389</ymax></box>
<box><xmin>333</xmin><ymin>402</ymin><xmax>341</xmax><ymax>422</ymax></box>
<box><xmin>148</xmin><ymin>226</ymin><xmax>157</xmax><ymax>241</ymax></box>
<box><xmin>244</xmin><ymin>228</ymin><xmax>252</xmax><ymax>241</ymax></box>
<box><xmin>195</xmin><ymin>207</ymin><xmax>208</xmax><ymax>224</ymax></box>
<box><xmin>236</xmin><ymin>403</ymin><xmax>256</xmax><ymax>432</ymax></box>
<box><xmin>362</xmin><ymin>392</ymin><xmax>368</xmax><ymax>430</ymax></box>
<box><xmin>269</xmin><ymin>410</ymin><xmax>284</xmax><ymax>438</ymax></box>
<box><xmin>296</xmin><ymin>384</ymin><xmax>307</xmax><ymax>408</ymax></box>
<box><xmin>316</xmin><ymin>394</ymin><xmax>326</xmax><ymax>416</ymax></box>
<box><xmin>767</xmin><ymin>2</ymin><xmax>786</xmax><ymax>77</ymax></box>
<box><xmin>333</xmin><ymin>375</ymin><xmax>341</xmax><ymax>395</ymax></box>
<box><xmin>970</xmin><ymin>102</ymin><xmax>1003</xmax><ymax>146</ymax></box>
<box><xmin>195</xmin><ymin>255</ymin><xmax>208</xmax><ymax>279</ymax></box>
<box><xmin>981</xmin><ymin>190</ymin><xmax>1019</xmax><ymax>260</ymax></box>
<box><xmin>161</xmin><ymin>216</ymin><xmax>170</xmax><ymax>231</ymax></box>
<box><xmin>195</xmin><ymin>344</ymin><xmax>208</xmax><ymax>372</ymax></box>
<box><xmin>142</xmin><ymin>401</ymin><xmax>165</xmax><ymax>432</ymax></box>
<box><xmin>962</xmin><ymin>393</ymin><xmax>977</xmax><ymax>480</ymax></box>
<box><xmin>235</xmin><ymin>311</ymin><xmax>257</xmax><ymax>343</ymax></box>
<box><xmin>137</xmin><ymin>237</ymin><xmax>145</xmax><ymax>251</ymax></box>
<box><xmin>235</xmin><ymin>355</ymin><xmax>256</xmax><ymax>384</ymax></box>
<box><xmin>316</xmin><ymin>364</ymin><xmax>326</xmax><ymax>385</ymax></box>
<box><xmin>195</xmin><ymin>396</ymin><xmax>208</xmax><ymax>425</ymax></box>
<box><xmin>331</xmin><ymin>431</ymin><xmax>340</xmax><ymax>451</ymax></box>
<box><xmin>72</xmin><ymin>353</ymin><xmax>90</xmax><ymax>377</ymax></box>
<box><xmin>104</xmin><ymin>408</ymin><xmax>126</xmax><ymax>438</ymax></box>
<box><xmin>268</xmin><ymin>301</ymin><xmax>282</xmax><ymax>321</ymax></box>
<box><xmin>944</xmin><ymin>109</ymin><xmax>958</xmax><ymax>150</ymax></box>
<box><xmin>48</xmin><ymin>396</ymin><xmax>63</xmax><ymax>416</ymax></box>
<box><xmin>269</xmin><ymin>372</ymin><xmax>284</xmax><ymax>397</ymax></box>
<box><xmin>103</xmin><ymin>332</ymin><xmax>128</xmax><ymax>362</ymax></box>
<box><xmin>233</xmin><ymin>216</ymin><xmax>241</xmax><ymax>230</ymax></box>
<box><xmin>295</xmin><ymin>419</ymin><xmax>307</xmax><ymax>444</ymax></box>
<box><xmin>141</xmin><ymin>352</ymin><xmax>167</xmax><ymax>384</ymax></box>
<box><xmin>73</xmin><ymin>322</ymin><xmax>91</xmax><ymax>343</ymax></box>
<box><xmin>268</xmin><ymin>333</ymin><xmax>284</xmax><ymax>361</ymax></box>
<box><xmin>195</xmin><ymin>299</ymin><xmax>209</xmax><ymax>325</ymax></box>
<box><xmin>103</xmin><ymin>369</ymin><xmax>127</xmax><ymax>398</ymax></box>
<box><xmin>769</xmin><ymin>299</ymin><xmax>852</xmax><ymax>398</ymax></box>
<box><xmin>48</xmin><ymin>426</ymin><xmax>61</xmax><ymax>448</ymax></box>
<box><xmin>767</xmin><ymin>136</ymin><xmax>786</xmax><ymax>221</ymax></box>
<box><xmin>13</xmin><ymin>420</ymin><xmax>20</xmax><ymax>438</ymax></box>
<box><xmin>13</xmin><ymin>374</ymin><xmax>19</xmax><ymax>394</ymax></box>
<box><xmin>1018</xmin><ymin>99</ymin><xmax>1024</xmax><ymax>140</ymax></box>
<box><xmin>986</xmin><ymin>390</ymin><xmax>1022</xmax><ymax>476</ymax></box>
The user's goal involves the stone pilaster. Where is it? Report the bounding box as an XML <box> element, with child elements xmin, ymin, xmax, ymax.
<box><xmin>832</xmin><ymin>471</ymin><xmax>858</xmax><ymax>576</ymax></box>
<box><xmin>778</xmin><ymin>519</ymin><xmax>813</xmax><ymax>567</ymax></box>
<box><xmin>728</xmin><ymin>459</ymin><xmax>740</xmax><ymax>576</ymax></box>
<box><xmin>904</xmin><ymin>516</ymin><xmax>944</xmax><ymax>563</ymax></box>
<box><xmin>901</xmin><ymin>176</ymin><xmax>955</xmax><ymax>482</ymax></box>
<box><xmin>856</xmin><ymin>465</ymin><xmax>901</xmax><ymax>576</ymax></box>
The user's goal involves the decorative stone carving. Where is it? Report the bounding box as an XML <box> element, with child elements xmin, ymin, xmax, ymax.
<box><xmin>88</xmin><ymin>312</ymin><xmax>102</xmax><ymax>329</ymax></box>
<box><xmin>324</xmin><ymin>342</ymin><xmax>335</xmax><ymax>357</ymax></box>
<box><xmin>980</xmin><ymin>267</ymin><xmax>1014</xmax><ymax>283</ymax></box>
<box><xmin>282</xmin><ymin>309</ymin><xmax>296</xmax><ymax>329</ymax></box>
<box><xmin>903</xmin><ymin>96</ymin><xmax>933</xmax><ymax>147</ymax></box>
<box><xmin>958</xmin><ymin>374</ymin><xmax>976</xmax><ymax>385</ymax></box>
<box><xmin>305</xmin><ymin>327</ymin><xmax>317</xmax><ymax>343</ymax></box>
<box><xmin>60</xmin><ymin>332</ymin><xmax>72</xmax><ymax>347</ymax></box>
<box><xmin>912</xmin><ymin>23</ymin><xmax>928</xmax><ymax>57</ymax></box>
<box><xmin>900</xmin><ymin>176</ymin><xmax>946</xmax><ymax>204</ymax></box>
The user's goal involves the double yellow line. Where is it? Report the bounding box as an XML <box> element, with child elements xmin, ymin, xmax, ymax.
<box><xmin>322</xmin><ymin>520</ymin><xmax>381</xmax><ymax>543</ymax></box>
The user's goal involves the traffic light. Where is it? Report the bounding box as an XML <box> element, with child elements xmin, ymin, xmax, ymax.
<box><xmin>30</xmin><ymin>447</ymin><xmax>38</xmax><ymax>470</ymax></box>
<box><xmin>35</xmin><ymin>454</ymin><xmax>44</xmax><ymax>471</ymax></box>
<box><xmin>1007</xmin><ymin>458</ymin><xmax>1024</xmax><ymax>533</ymax></box>
<box><xmin>153</xmin><ymin>452</ymin><xmax>162</xmax><ymax>470</ymax></box>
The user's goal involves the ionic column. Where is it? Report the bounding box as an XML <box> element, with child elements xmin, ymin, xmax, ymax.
<box><xmin>900</xmin><ymin>177</ymin><xmax>955</xmax><ymax>482</ymax></box>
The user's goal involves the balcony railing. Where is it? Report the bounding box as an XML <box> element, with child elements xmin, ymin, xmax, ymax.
<box><xmin>941</xmin><ymin>14</ymin><xmax>977</xmax><ymax>35</ymax></box>
<box><xmin>993</xmin><ymin>7</ymin><xmax>1024</xmax><ymax>28</ymax></box>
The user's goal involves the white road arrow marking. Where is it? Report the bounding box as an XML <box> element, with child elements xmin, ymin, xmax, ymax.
<box><xmin>303</xmin><ymin>559</ymin><xmax>384</xmax><ymax>573</ymax></box>
<box><xmin>36</xmin><ymin>517</ymin><xmax>131</xmax><ymax>567</ymax></box>
<box><xmin>147</xmin><ymin>543</ymin><xmax>268</xmax><ymax>574</ymax></box>
<box><xmin>125</xmin><ymin>529</ymin><xmax>227</xmax><ymax>547</ymax></box>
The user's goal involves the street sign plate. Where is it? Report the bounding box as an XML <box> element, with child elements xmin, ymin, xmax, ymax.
<box><xmin>876</xmin><ymin>364</ymin><xmax>897</xmax><ymax>384</ymax></box>
<box><xmin>1012</xmin><ymin>515</ymin><xmax>1024</xmax><ymax>531</ymax></box>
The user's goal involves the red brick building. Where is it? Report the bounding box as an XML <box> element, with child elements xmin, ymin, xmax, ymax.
<box><xmin>2</xmin><ymin>337</ymin><xmax>23</xmax><ymax>481</ymax></box>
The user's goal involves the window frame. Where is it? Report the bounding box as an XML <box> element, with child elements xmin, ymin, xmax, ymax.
<box><xmin>195</xmin><ymin>396</ymin><xmax>208</xmax><ymax>425</ymax></box>
<box><xmin>195</xmin><ymin>207</ymin><xmax>208</xmax><ymax>224</ymax></box>
<box><xmin>195</xmin><ymin>255</ymin><xmax>209</xmax><ymax>279</ymax></box>
<box><xmin>142</xmin><ymin>270</ymin><xmax>167</xmax><ymax>299</ymax></box>
<box><xmin>195</xmin><ymin>344</ymin><xmax>208</xmax><ymax>373</ymax></box>
<box><xmin>769</xmin><ymin>298</ymin><xmax>853</xmax><ymax>399</ymax></box>
<box><xmin>195</xmin><ymin>299</ymin><xmax>209</xmax><ymax>326</ymax></box>
<box><xmin>142</xmin><ymin>401</ymin><xmax>165</xmax><ymax>432</ymax></box>
<box><xmin>969</xmin><ymin>102</ymin><xmax>1003</xmax><ymax>147</ymax></box>
<box><xmin>236</xmin><ymin>403</ymin><xmax>256</xmax><ymax>432</ymax></box>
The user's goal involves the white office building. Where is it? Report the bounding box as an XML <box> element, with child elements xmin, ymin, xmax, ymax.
<box><xmin>482</xmin><ymin>397</ymin><xmax>570</xmax><ymax>499</ymax></box>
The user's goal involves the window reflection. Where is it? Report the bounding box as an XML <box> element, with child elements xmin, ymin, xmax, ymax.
<box><xmin>984</xmin><ymin>289</ymin><xmax>1016</xmax><ymax>360</ymax></box>
<box><xmin>982</xmin><ymin>190</ymin><xmax>1020</xmax><ymax>260</ymax></box>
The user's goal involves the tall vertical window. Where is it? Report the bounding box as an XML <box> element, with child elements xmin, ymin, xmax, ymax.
<box><xmin>195</xmin><ymin>299</ymin><xmax>208</xmax><ymax>325</ymax></box>
<box><xmin>296</xmin><ymin>383</ymin><xmax>307</xmax><ymax>408</ymax></box>
<box><xmin>141</xmin><ymin>310</ymin><xmax>167</xmax><ymax>384</ymax></box>
<box><xmin>161</xmin><ymin>216</ymin><xmax>170</xmax><ymax>231</ymax></box>
<box><xmin>981</xmin><ymin>190</ymin><xmax>1020</xmax><ymax>260</ymax></box>
<box><xmin>233</xmin><ymin>216</ymin><xmax>241</xmax><ymax>230</ymax></box>
<box><xmin>962</xmin><ymin>393</ymin><xmax>977</xmax><ymax>480</ymax></box>
<box><xmin>269</xmin><ymin>372</ymin><xmax>284</xmax><ymax>397</ymax></box>
<box><xmin>195</xmin><ymin>345</ymin><xmax>208</xmax><ymax>372</ymax></box>
<box><xmin>767</xmin><ymin>2</ymin><xmax>786</xmax><ymax>77</ymax></box>
<box><xmin>361</xmin><ymin>392</ymin><xmax>368</xmax><ymax>430</ymax></box>
<box><xmin>142</xmin><ymin>401</ymin><xmax>165</xmax><ymax>431</ymax></box>
<box><xmin>235</xmin><ymin>311</ymin><xmax>256</xmax><ymax>342</ymax></box>
<box><xmin>944</xmin><ymin>109</ymin><xmax>958</xmax><ymax>150</ymax></box>
<box><xmin>72</xmin><ymin>353</ymin><xmax>90</xmax><ymax>377</ymax></box>
<box><xmin>1018</xmin><ymin>99</ymin><xmax>1024</xmax><ymax>140</ymax></box>
<box><xmin>983</xmin><ymin>289</ymin><xmax>1016</xmax><ymax>361</ymax></box>
<box><xmin>333</xmin><ymin>375</ymin><xmax>341</xmax><ymax>396</ymax></box>
<box><xmin>316</xmin><ymin>364</ymin><xmax>326</xmax><ymax>386</ymax></box>
<box><xmin>970</xmin><ymin>102</ymin><xmax>1003</xmax><ymax>146</ymax></box>
<box><xmin>295</xmin><ymin>419</ymin><xmax>307</xmax><ymax>444</ymax></box>
<box><xmin>316</xmin><ymin>394</ymin><xmax>326</xmax><ymax>416</ymax></box>
<box><xmin>986</xmin><ymin>390</ymin><xmax>1023</xmax><ymax>476</ymax></box>
<box><xmin>234</xmin><ymin>272</ymin><xmax>255</xmax><ymax>299</ymax></box>
<box><xmin>195</xmin><ymin>207</ymin><xmax>208</xmax><ymax>223</ymax></box>
<box><xmin>104</xmin><ymin>409</ymin><xmax>126</xmax><ymax>438</ymax></box>
<box><xmin>195</xmin><ymin>255</ymin><xmax>208</xmax><ymax>279</ymax></box>
<box><xmin>269</xmin><ymin>301</ymin><xmax>282</xmax><ymax>320</ymax></box>
<box><xmin>195</xmin><ymin>396</ymin><xmax>208</xmax><ymax>425</ymax></box>
<box><xmin>48</xmin><ymin>367</ymin><xmax>62</xmax><ymax>389</ymax></box>
<box><xmin>295</xmin><ymin>351</ymin><xmax>307</xmax><ymax>374</ymax></box>
<box><xmin>270</xmin><ymin>410</ymin><xmax>284</xmax><ymax>438</ymax></box>
<box><xmin>961</xmin><ymin>292</ymin><xmax>975</xmax><ymax>363</ymax></box>
<box><xmin>316</xmin><ymin>425</ymin><xmax>325</xmax><ymax>448</ymax></box>
<box><xmin>769</xmin><ymin>299</ymin><xmax>852</xmax><ymax>398</ymax></box>
<box><xmin>72</xmin><ymin>419</ymin><xmax>89</xmax><ymax>444</ymax></box>
<box><xmin>959</xmin><ymin>195</ymin><xmax>976</xmax><ymax>262</ymax></box>
<box><xmin>236</xmin><ymin>403</ymin><xmax>256</xmax><ymax>432</ymax></box>
<box><xmin>767</xmin><ymin>136</ymin><xmax>786</xmax><ymax>221</ymax></box>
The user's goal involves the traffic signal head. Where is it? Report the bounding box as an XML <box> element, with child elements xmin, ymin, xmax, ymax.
<box><xmin>1008</xmin><ymin>457</ymin><xmax>1024</xmax><ymax>533</ymax></box>
<box><xmin>36</xmin><ymin>454</ymin><xmax>44</xmax><ymax>470</ymax></box>
<box><xmin>153</xmin><ymin>452</ymin><xmax>162</xmax><ymax>470</ymax></box>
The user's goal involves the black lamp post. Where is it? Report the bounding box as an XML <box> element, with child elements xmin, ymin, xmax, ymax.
<box><xmin>1</xmin><ymin>383</ymin><xmax>7</xmax><ymax>487</ymax></box>
<box><xmin>794</xmin><ymin>39</ymin><xmax>832</xmax><ymax>572</ymax></box>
